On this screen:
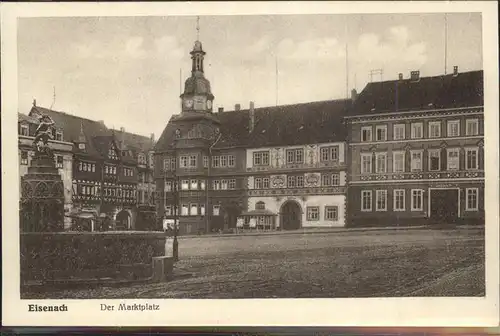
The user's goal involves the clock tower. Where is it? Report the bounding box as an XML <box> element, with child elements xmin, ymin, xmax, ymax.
<box><xmin>180</xmin><ymin>30</ymin><xmax>214</xmax><ymax>113</ymax></box>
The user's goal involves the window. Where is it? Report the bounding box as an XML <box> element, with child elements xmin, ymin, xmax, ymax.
<box><xmin>466</xmin><ymin>148</ymin><xmax>478</xmax><ymax>170</ymax></box>
<box><xmin>254</xmin><ymin>177</ymin><xmax>263</xmax><ymax>189</ymax></box>
<box><xmin>411</xmin><ymin>189</ymin><xmax>423</xmax><ymax>211</ymax></box>
<box><xmin>306</xmin><ymin>207</ymin><xmax>320</xmax><ymax>221</ymax></box>
<box><xmin>164</xmin><ymin>181</ymin><xmax>172</xmax><ymax>192</ymax></box>
<box><xmin>213</xmin><ymin>205</ymin><xmax>220</xmax><ymax>216</ymax></box>
<box><xmin>466</xmin><ymin>119</ymin><xmax>479</xmax><ymax>136</ymax></box>
<box><xmin>253</xmin><ymin>151</ymin><xmax>269</xmax><ymax>166</ymax></box>
<box><xmin>375</xmin><ymin>125</ymin><xmax>387</xmax><ymax>141</ymax></box>
<box><xmin>428</xmin><ymin>149</ymin><xmax>441</xmax><ymax>171</ymax></box>
<box><xmin>138</xmin><ymin>154</ymin><xmax>146</xmax><ymax>165</ymax></box>
<box><xmin>286</xmin><ymin>149</ymin><xmax>304</xmax><ymax>164</ymax></box>
<box><xmin>165</xmin><ymin>206</ymin><xmax>172</xmax><ymax>216</ymax></box>
<box><xmin>181</xmin><ymin>204</ymin><xmax>189</xmax><ymax>216</ymax></box>
<box><xmin>410</xmin><ymin>150</ymin><xmax>423</xmax><ymax>172</ymax></box>
<box><xmin>376</xmin><ymin>190</ymin><xmax>387</xmax><ymax>211</ymax></box>
<box><xmin>20</xmin><ymin>124</ymin><xmax>29</xmax><ymax>136</ymax></box>
<box><xmin>325</xmin><ymin>206</ymin><xmax>338</xmax><ymax>221</ymax></box>
<box><xmin>212</xmin><ymin>156</ymin><xmax>220</xmax><ymax>168</ymax></box>
<box><xmin>200</xmin><ymin>180</ymin><xmax>206</xmax><ymax>190</ymax></box>
<box><xmin>411</xmin><ymin>123</ymin><xmax>423</xmax><ymax>139</ymax></box>
<box><xmin>20</xmin><ymin>151</ymin><xmax>28</xmax><ymax>165</ymax></box>
<box><xmin>287</xmin><ymin>176</ymin><xmax>296</xmax><ymax>188</ymax></box>
<box><xmin>320</xmin><ymin>146</ymin><xmax>339</xmax><ymax>161</ymax></box>
<box><xmin>91</xmin><ymin>164</ymin><xmax>95</xmax><ymax>172</ymax></box>
<box><xmin>221</xmin><ymin>179</ymin><xmax>228</xmax><ymax>190</ymax></box>
<box><xmin>296</xmin><ymin>175</ymin><xmax>304</xmax><ymax>187</ymax></box>
<box><xmin>393</xmin><ymin>189</ymin><xmax>405</xmax><ymax>211</ymax></box>
<box><xmin>190</xmin><ymin>179</ymin><xmax>198</xmax><ymax>190</ymax></box>
<box><xmin>189</xmin><ymin>155</ymin><xmax>197</xmax><ymax>168</ymax></box>
<box><xmin>361</xmin><ymin>190</ymin><xmax>372</xmax><ymax>211</ymax></box>
<box><xmin>256</xmin><ymin>201</ymin><xmax>266</xmax><ymax>210</ymax></box>
<box><xmin>466</xmin><ymin>188</ymin><xmax>479</xmax><ymax>211</ymax></box>
<box><xmin>213</xmin><ymin>180</ymin><xmax>221</xmax><ymax>190</ymax></box>
<box><xmin>262</xmin><ymin>177</ymin><xmax>270</xmax><ymax>189</ymax></box>
<box><xmin>56</xmin><ymin>155</ymin><xmax>63</xmax><ymax>168</ymax></box>
<box><xmin>78</xmin><ymin>143</ymin><xmax>86</xmax><ymax>150</ymax></box>
<box><xmin>428</xmin><ymin>121</ymin><xmax>441</xmax><ymax>138</ymax></box>
<box><xmin>393</xmin><ymin>124</ymin><xmax>405</xmax><ymax>140</ymax></box>
<box><xmin>361</xmin><ymin>153</ymin><xmax>372</xmax><ymax>174</ymax></box>
<box><xmin>55</xmin><ymin>130</ymin><xmax>63</xmax><ymax>141</ymax></box>
<box><xmin>200</xmin><ymin>204</ymin><xmax>205</xmax><ymax>215</ymax></box>
<box><xmin>393</xmin><ymin>151</ymin><xmax>405</xmax><ymax>173</ymax></box>
<box><xmin>170</xmin><ymin>158</ymin><xmax>176</xmax><ymax>170</ymax></box>
<box><xmin>108</xmin><ymin>147</ymin><xmax>117</xmax><ymax>160</ymax></box>
<box><xmin>321</xmin><ymin>174</ymin><xmax>331</xmax><ymax>186</ymax></box>
<box><xmin>180</xmin><ymin>156</ymin><xmax>189</xmax><ymax>168</ymax></box>
<box><xmin>361</xmin><ymin>126</ymin><xmax>372</xmax><ymax>142</ymax></box>
<box><xmin>181</xmin><ymin>180</ymin><xmax>189</xmax><ymax>190</ymax></box>
<box><xmin>375</xmin><ymin>153</ymin><xmax>387</xmax><ymax>173</ymax></box>
<box><xmin>221</xmin><ymin>155</ymin><xmax>228</xmax><ymax>167</ymax></box>
<box><xmin>447</xmin><ymin>120</ymin><xmax>460</xmax><ymax>137</ymax></box>
<box><xmin>228</xmin><ymin>155</ymin><xmax>235</xmax><ymax>167</ymax></box>
<box><xmin>332</xmin><ymin>174</ymin><xmax>340</xmax><ymax>186</ymax></box>
<box><xmin>190</xmin><ymin>204</ymin><xmax>198</xmax><ymax>216</ymax></box>
<box><xmin>203</xmin><ymin>156</ymin><xmax>209</xmax><ymax>168</ymax></box>
<box><xmin>447</xmin><ymin>148</ymin><xmax>460</xmax><ymax>170</ymax></box>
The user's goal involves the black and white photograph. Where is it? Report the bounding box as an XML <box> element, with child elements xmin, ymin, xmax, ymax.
<box><xmin>2</xmin><ymin>1</ymin><xmax>499</xmax><ymax>327</ymax></box>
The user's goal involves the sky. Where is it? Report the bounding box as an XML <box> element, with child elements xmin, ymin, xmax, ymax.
<box><xmin>17</xmin><ymin>13</ymin><xmax>483</xmax><ymax>139</ymax></box>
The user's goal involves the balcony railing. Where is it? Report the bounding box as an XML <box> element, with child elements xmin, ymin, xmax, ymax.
<box><xmin>248</xmin><ymin>186</ymin><xmax>346</xmax><ymax>197</ymax></box>
<box><xmin>354</xmin><ymin>170</ymin><xmax>485</xmax><ymax>181</ymax></box>
<box><xmin>246</xmin><ymin>161</ymin><xmax>345</xmax><ymax>173</ymax></box>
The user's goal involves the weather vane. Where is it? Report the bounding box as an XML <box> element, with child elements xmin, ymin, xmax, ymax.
<box><xmin>196</xmin><ymin>16</ymin><xmax>200</xmax><ymax>40</ymax></box>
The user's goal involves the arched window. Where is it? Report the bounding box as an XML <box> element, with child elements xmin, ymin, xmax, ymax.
<box><xmin>256</xmin><ymin>201</ymin><xmax>265</xmax><ymax>210</ymax></box>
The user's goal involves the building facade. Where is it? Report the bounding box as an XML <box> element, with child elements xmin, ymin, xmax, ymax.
<box><xmin>345</xmin><ymin>68</ymin><xmax>484</xmax><ymax>227</ymax></box>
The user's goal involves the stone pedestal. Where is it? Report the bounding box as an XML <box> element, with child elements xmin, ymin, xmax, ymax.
<box><xmin>20</xmin><ymin>150</ymin><xmax>65</xmax><ymax>232</ymax></box>
<box><xmin>151</xmin><ymin>256</ymin><xmax>174</xmax><ymax>282</ymax></box>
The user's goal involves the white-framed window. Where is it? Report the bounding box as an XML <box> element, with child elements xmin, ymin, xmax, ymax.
<box><xmin>164</xmin><ymin>181</ymin><xmax>172</xmax><ymax>192</ymax></box>
<box><xmin>221</xmin><ymin>179</ymin><xmax>228</xmax><ymax>190</ymax></box>
<box><xmin>190</xmin><ymin>203</ymin><xmax>198</xmax><ymax>216</ymax></box>
<box><xmin>164</xmin><ymin>206</ymin><xmax>172</xmax><ymax>216</ymax></box>
<box><xmin>306</xmin><ymin>206</ymin><xmax>320</xmax><ymax>221</ymax></box>
<box><xmin>55</xmin><ymin>130</ymin><xmax>63</xmax><ymax>141</ymax></box>
<box><xmin>254</xmin><ymin>177</ymin><xmax>263</xmax><ymax>189</ymax></box>
<box><xmin>447</xmin><ymin>148</ymin><xmax>460</xmax><ymax>170</ymax></box>
<box><xmin>200</xmin><ymin>204</ymin><xmax>205</xmax><ymax>215</ymax></box>
<box><xmin>79</xmin><ymin>143</ymin><xmax>86</xmax><ymax>150</ymax></box>
<box><xmin>190</xmin><ymin>179</ymin><xmax>198</xmax><ymax>190</ymax></box>
<box><xmin>466</xmin><ymin>119</ymin><xmax>479</xmax><ymax>136</ymax></box>
<box><xmin>256</xmin><ymin>201</ymin><xmax>266</xmax><ymax>210</ymax></box>
<box><xmin>181</xmin><ymin>179</ymin><xmax>189</xmax><ymax>190</ymax></box>
<box><xmin>179</xmin><ymin>155</ymin><xmax>189</xmax><ymax>168</ymax></box>
<box><xmin>286</xmin><ymin>148</ymin><xmax>304</xmax><ymax>164</ymax></box>
<box><xmin>466</xmin><ymin>188</ymin><xmax>479</xmax><ymax>211</ymax></box>
<box><xmin>331</xmin><ymin>174</ymin><xmax>339</xmax><ymax>186</ymax></box>
<box><xmin>221</xmin><ymin>155</ymin><xmax>228</xmax><ymax>167</ymax></box>
<box><xmin>203</xmin><ymin>156</ymin><xmax>209</xmax><ymax>168</ymax></box>
<box><xmin>393</xmin><ymin>124</ymin><xmax>405</xmax><ymax>140</ymax></box>
<box><xmin>392</xmin><ymin>151</ymin><xmax>405</xmax><ymax>173</ymax></box>
<box><xmin>375</xmin><ymin>125</ymin><xmax>387</xmax><ymax>141</ymax></box>
<box><xmin>321</xmin><ymin>174</ymin><xmax>331</xmax><ymax>186</ymax></box>
<box><xmin>20</xmin><ymin>151</ymin><xmax>28</xmax><ymax>165</ymax></box>
<box><xmin>189</xmin><ymin>155</ymin><xmax>197</xmax><ymax>168</ymax></box>
<box><xmin>447</xmin><ymin>120</ymin><xmax>460</xmax><ymax>137</ymax></box>
<box><xmin>295</xmin><ymin>175</ymin><xmax>303</xmax><ymax>187</ymax></box>
<box><xmin>411</xmin><ymin>123</ymin><xmax>423</xmax><ymax>139</ymax></box>
<box><xmin>20</xmin><ymin>124</ymin><xmax>29</xmax><ymax>136</ymax></box>
<box><xmin>411</xmin><ymin>189</ymin><xmax>423</xmax><ymax>211</ymax></box>
<box><xmin>428</xmin><ymin>149</ymin><xmax>441</xmax><ymax>171</ymax></box>
<box><xmin>376</xmin><ymin>190</ymin><xmax>387</xmax><ymax>211</ymax></box>
<box><xmin>410</xmin><ymin>150</ymin><xmax>423</xmax><ymax>172</ymax></box>
<box><xmin>228</xmin><ymin>155</ymin><xmax>235</xmax><ymax>167</ymax></box>
<box><xmin>320</xmin><ymin>146</ymin><xmax>339</xmax><ymax>161</ymax></box>
<box><xmin>55</xmin><ymin>155</ymin><xmax>63</xmax><ymax>169</ymax></box>
<box><xmin>228</xmin><ymin>179</ymin><xmax>236</xmax><ymax>189</ymax></box>
<box><xmin>466</xmin><ymin>148</ymin><xmax>479</xmax><ymax>170</ymax></box>
<box><xmin>253</xmin><ymin>151</ymin><xmax>269</xmax><ymax>166</ymax></box>
<box><xmin>428</xmin><ymin>121</ymin><xmax>441</xmax><ymax>138</ymax></box>
<box><xmin>212</xmin><ymin>156</ymin><xmax>220</xmax><ymax>168</ymax></box>
<box><xmin>200</xmin><ymin>180</ymin><xmax>206</xmax><ymax>190</ymax></box>
<box><xmin>170</xmin><ymin>158</ymin><xmax>176</xmax><ymax>170</ymax></box>
<box><xmin>263</xmin><ymin>177</ymin><xmax>270</xmax><ymax>189</ymax></box>
<box><xmin>287</xmin><ymin>175</ymin><xmax>296</xmax><ymax>188</ymax></box>
<box><xmin>361</xmin><ymin>190</ymin><xmax>372</xmax><ymax>211</ymax></box>
<box><xmin>213</xmin><ymin>204</ymin><xmax>220</xmax><ymax>216</ymax></box>
<box><xmin>361</xmin><ymin>153</ymin><xmax>372</xmax><ymax>174</ymax></box>
<box><xmin>181</xmin><ymin>204</ymin><xmax>189</xmax><ymax>216</ymax></box>
<box><xmin>393</xmin><ymin>189</ymin><xmax>405</xmax><ymax>211</ymax></box>
<box><xmin>361</xmin><ymin>126</ymin><xmax>372</xmax><ymax>142</ymax></box>
<box><xmin>375</xmin><ymin>152</ymin><xmax>387</xmax><ymax>173</ymax></box>
<box><xmin>324</xmin><ymin>206</ymin><xmax>339</xmax><ymax>221</ymax></box>
<box><xmin>213</xmin><ymin>180</ymin><xmax>221</xmax><ymax>190</ymax></box>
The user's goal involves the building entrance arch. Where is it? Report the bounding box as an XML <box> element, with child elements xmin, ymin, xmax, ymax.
<box><xmin>280</xmin><ymin>200</ymin><xmax>302</xmax><ymax>230</ymax></box>
<box><xmin>116</xmin><ymin>210</ymin><xmax>131</xmax><ymax>230</ymax></box>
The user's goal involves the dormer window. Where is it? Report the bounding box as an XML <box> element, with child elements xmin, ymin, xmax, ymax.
<box><xmin>256</xmin><ymin>201</ymin><xmax>265</xmax><ymax>210</ymax></box>
<box><xmin>20</xmin><ymin>124</ymin><xmax>29</xmax><ymax>136</ymax></box>
<box><xmin>108</xmin><ymin>147</ymin><xmax>118</xmax><ymax>160</ymax></box>
<box><xmin>55</xmin><ymin>130</ymin><xmax>63</xmax><ymax>141</ymax></box>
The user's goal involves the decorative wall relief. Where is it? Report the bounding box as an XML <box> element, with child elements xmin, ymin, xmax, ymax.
<box><xmin>270</xmin><ymin>174</ymin><xmax>286</xmax><ymax>188</ymax></box>
<box><xmin>307</xmin><ymin>145</ymin><xmax>317</xmax><ymax>165</ymax></box>
<box><xmin>304</xmin><ymin>173</ymin><xmax>320</xmax><ymax>187</ymax></box>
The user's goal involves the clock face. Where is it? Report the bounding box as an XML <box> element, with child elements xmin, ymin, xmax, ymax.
<box><xmin>207</xmin><ymin>100</ymin><xmax>212</xmax><ymax>109</ymax></box>
<box><xmin>184</xmin><ymin>99</ymin><xmax>194</xmax><ymax>108</ymax></box>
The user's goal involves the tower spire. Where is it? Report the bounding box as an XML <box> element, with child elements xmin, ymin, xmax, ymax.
<box><xmin>196</xmin><ymin>16</ymin><xmax>200</xmax><ymax>41</ymax></box>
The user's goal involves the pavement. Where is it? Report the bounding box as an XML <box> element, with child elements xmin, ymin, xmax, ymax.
<box><xmin>178</xmin><ymin>225</ymin><xmax>483</xmax><ymax>239</ymax></box>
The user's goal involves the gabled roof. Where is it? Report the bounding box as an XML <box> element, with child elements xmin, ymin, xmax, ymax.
<box><xmin>155</xmin><ymin>99</ymin><xmax>351</xmax><ymax>152</ymax></box>
<box><xmin>112</xmin><ymin>128</ymin><xmax>155</xmax><ymax>154</ymax></box>
<box><xmin>349</xmin><ymin>70</ymin><xmax>483</xmax><ymax>117</ymax></box>
<box><xmin>18</xmin><ymin>113</ymin><xmax>39</xmax><ymax>124</ymax></box>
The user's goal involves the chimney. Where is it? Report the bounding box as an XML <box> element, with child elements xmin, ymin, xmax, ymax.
<box><xmin>249</xmin><ymin>101</ymin><xmax>255</xmax><ymax>133</ymax></box>
<box><xmin>218</xmin><ymin>107</ymin><xmax>224</xmax><ymax>113</ymax></box>
<box><xmin>351</xmin><ymin>89</ymin><xmax>357</xmax><ymax>102</ymax></box>
<box><xmin>98</xmin><ymin>120</ymin><xmax>105</xmax><ymax>125</ymax></box>
<box><xmin>398</xmin><ymin>73</ymin><xmax>403</xmax><ymax>80</ymax></box>
<box><xmin>150</xmin><ymin>133</ymin><xmax>155</xmax><ymax>143</ymax></box>
<box><xmin>119</xmin><ymin>127</ymin><xmax>125</xmax><ymax>149</ymax></box>
<box><xmin>453</xmin><ymin>66</ymin><xmax>459</xmax><ymax>76</ymax></box>
<box><xmin>410</xmin><ymin>70</ymin><xmax>420</xmax><ymax>81</ymax></box>
<box><xmin>235</xmin><ymin>104</ymin><xmax>241</xmax><ymax>111</ymax></box>
<box><xmin>33</xmin><ymin>99</ymin><xmax>37</xmax><ymax>107</ymax></box>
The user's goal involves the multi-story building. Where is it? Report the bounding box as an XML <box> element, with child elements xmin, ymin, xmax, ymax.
<box><xmin>345</xmin><ymin>68</ymin><xmax>484</xmax><ymax>227</ymax></box>
<box><xmin>18</xmin><ymin>109</ymin><xmax>74</xmax><ymax>229</ymax></box>
<box><xmin>154</xmin><ymin>33</ymin><xmax>352</xmax><ymax>235</ymax></box>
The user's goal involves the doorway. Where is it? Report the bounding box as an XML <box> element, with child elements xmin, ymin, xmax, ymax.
<box><xmin>280</xmin><ymin>201</ymin><xmax>302</xmax><ymax>230</ymax></box>
<box><xmin>429</xmin><ymin>189</ymin><xmax>459</xmax><ymax>225</ymax></box>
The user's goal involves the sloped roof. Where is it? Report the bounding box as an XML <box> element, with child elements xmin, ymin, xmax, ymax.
<box><xmin>18</xmin><ymin>113</ymin><xmax>39</xmax><ymax>124</ymax></box>
<box><xmin>112</xmin><ymin>128</ymin><xmax>155</xmax><ymax>154</ymax></box>
<box><xmin>349</xmin><ymin>70</ymin><xmax>483</xmax><ymax>116</ymax></box>
<box><xmin>155</xmin><ymin>99</ymin><xmax>351</xmax><ymax>152</ymax></box>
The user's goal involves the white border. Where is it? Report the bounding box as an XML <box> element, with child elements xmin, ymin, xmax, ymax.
<box><xmin>2</xmin><ymin>1</ymin><xmax>499</xmax><ymax>327</ymax></box>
